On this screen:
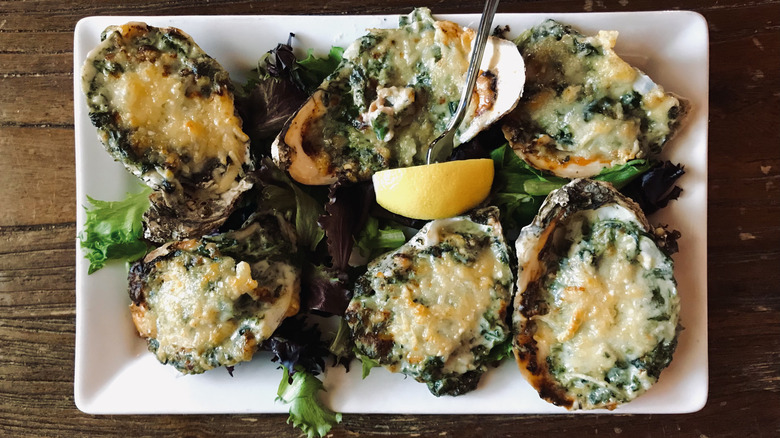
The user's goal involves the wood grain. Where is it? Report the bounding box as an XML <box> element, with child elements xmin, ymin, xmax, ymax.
<box><xmin>1</xmin><ymin>0</ymin><xmax>779</xmax><ymax>437</ymax></box>
<box><xmin>0</xmin><ymin>128</ymin><xmax>75</xmax><ymax>226</ymax></box>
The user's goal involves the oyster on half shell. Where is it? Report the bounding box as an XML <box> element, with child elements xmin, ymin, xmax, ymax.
<box><xmin>346</xmin><ymin>207</ymin><xmax>513</xmax><ymax>396</ymax></box>
<box><xmin>513</xmin><ymin>179</ymin><xmax>680</xmax><ymax>410</ymax></box>
<box><xmin>502</xmin><ymin>20</ymin><xmax>689</xmax><ymax>178</ymax></box>
<box><xmin>128</xmin><ymin>212</ymin><xmax>300</xmax><ymax>374</ymax></box>
<box><xmin>82</xmin><ymin>22</ymin><xmax>254</xmax><ymax>242</ymax></box>
<box><xmin>271</xmin><ymin>8</ymin><xmax>525</xmax><ymax>185</ymax></box>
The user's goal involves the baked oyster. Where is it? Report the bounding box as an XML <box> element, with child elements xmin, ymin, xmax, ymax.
<box><xmin>128</xmin><ymin>213</ymin><xmax>299</xmax><ymax>374</ymax></box>
<box><xmin>503</xmin><ymin>19</ymin><xmax>688</xmax><ymax>178</ymax></box>
<box><xmin>346</xmin><ymin>207</ymin><xmax>513</xmax><ymax>396</ymax></box>
<box><xmin>513</xmin><ymin>179</ymin><xmax>680</xmax><ymax>410</ymax></box>
<box><xmin>82</xmin><ymin>22</ymin><xmax>254</xmax><ymax>242</ymax></box>
<box><xmin>272</xmin><ymin>8</ymin><xmax>525</xmax><ymax>185</ymax></box>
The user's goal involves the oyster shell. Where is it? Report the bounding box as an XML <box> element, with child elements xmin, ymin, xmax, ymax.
<box><xmin>346</xmin><ymin>207</ymin><xmax>513</xmax><ymax>396</ymax></box>
<box><xmin>513</xmin><ymin>179</ymin><xmax>680</xmax><ymax>409</ymax></box>
<box><xmin>81</xmin><ymin>22</ymin><xmax>254</xmax><ymax>242</ymax></box>
<box><xmin>128</xmin><ymin>212</ymin><xmax>300</xmax><ymax>374</ymax></box>
<box><xmin>271</xmin><ymin>8</ymin><xmax>525</xmax><ymax>185</ymax></box>
<box><xmin>502</xmin><ymin>20</ymin><xmax>689</xmax><ymax>178</ymax></box>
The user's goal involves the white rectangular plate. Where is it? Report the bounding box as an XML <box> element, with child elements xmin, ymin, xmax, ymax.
<box><xmin>74</xmin><ymin>11</ymin><xmax>709</xmax><ymax>415</ymax></box>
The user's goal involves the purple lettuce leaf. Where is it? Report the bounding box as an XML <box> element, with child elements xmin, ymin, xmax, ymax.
<box><xmin>261</xmin><ymin>315</ymin><xmax>329</xmax><ymax>377</ymax></box>
<box><xmin>622</xmin><ymin>161</ymin><xmax>686</xmax><ymax>215</ymax></box>
<box><xmin>301</xmin><ymin>263</ymin><xmax>352</xmax><ymax>317</ymax></box>
<box><xmin>318</xmin><ymin>181</ymin><xmax>375</xmax><ymax>271</ymax></box>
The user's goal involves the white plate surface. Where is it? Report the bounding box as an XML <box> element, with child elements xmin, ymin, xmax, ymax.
<box><xmin>74</xmin><ymin>11</ymin><xmax>709</xmax><ymax>415</ymax></box>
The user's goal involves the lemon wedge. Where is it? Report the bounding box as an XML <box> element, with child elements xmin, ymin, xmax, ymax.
<box><xmin>372</xmin><ymin>158</ymin><xmax>495</xmax><ymax>220</ymax></box>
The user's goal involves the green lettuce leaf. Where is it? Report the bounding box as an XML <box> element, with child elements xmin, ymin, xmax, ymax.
<box><xmin>354</xmin><ymin>216</ymin><xmax>406</xmax><ymax>261</ymax></box>
<box><xmin>292</xmin><ymin>47</ymin><xmax>345</xmax><ymax>94</ymax></box>
<box><xmin>328</xmin><ymin>317</ymin><xmax>355</xmax><ymax>370</ymax></box>
<box><xmin>357</xmin><ymin>352</ymin><xmax>381</xmax><ymax>379</ymax></box>
<box><xmin>593</xmin><ymin>159</ymin><xmax>654</xmax><ymax>189</ymax></box>
<box><xmin>489</xmin><ymin>144</ymin><xmax>552</xmax><ymax>229</ymax></box>
<box><xmin>290</xmin><ymin>183</ymin><xmax>327</xmax><ymax>252</ymax></box>
<box><xmin>79</xmin><ymin>186</ymin><xmax>152</xmax><ymax>274</ymax></box>
<box><xmin>258</xmin><ymin>159</ymin><xmax>325</xmax><ymax>252</ymax></box>
<box><xmin>489</xmin><ymin>144</ymin><xmax>656</xmax><ymax>230</ymax></box>
<box><xmin>277</xmin><ymin>366</ymin><xmax>342</xmax><ymax>438</ymax></box>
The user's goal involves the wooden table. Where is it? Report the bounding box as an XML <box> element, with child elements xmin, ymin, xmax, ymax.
<box><xmin>2</xmin><ymin>0</ymin><xmax>778</xmax><ymax>436</ymax></box>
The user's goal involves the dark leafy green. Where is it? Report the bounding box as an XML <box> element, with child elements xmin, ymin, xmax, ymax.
<box><xmin>257</xmin><ymin>158</ymin><xmax>325</xmax><ymax>252</ymax></box>
<box><xmin>301</xmin><ymin>263</ymin><xmax>352</xmax><ymax>316</ymax></box>
<box><xmin>483</xmin><ymin>338</ymin><xmax>515</xmax><ymax>365</ymax></box>
<box><xmin>327</xmin><ymin>317</ymin><xmax>354</xmax><ymax>370</ymax></box>
<box><xmin>594</xmin><ymin>159</ymin><xmax>655</xmax><ymax>189</ymax></box>
<box><xmin>318</xmin><ymin>181</ymin><xmax>375</xmax><ymax>270</ymax></box>
<box><xmin>237</xmin><ymin>36</ymin><xmax>343</xmax><ymax>157</ymax></box>
<box><xmin>621</xmin><ymin>161</ymin><xmax>685</xmax><ymax>214</ymax></box>
<box><xmin>293</xmin><ymin>46</ymin><xmax>345</xmax><ymax>94</ymax></box>
<box><xmin>238</xmin><ymin>75</ymin><xmax>306</xmax><ymax>151</ymax></box>
<box><xmin>489</xmin><ymin>144</ymin><xmax>676</xmax><ymax>231</ymax></box>
<box><xmin>261</xmin><ymin>305</ymin><xmax>341</xmax><ymax>437</ymax></box>
<box><xmin>261</xmin><ymin>315</ymin><xmax>329</xmax><ymax>377</ymax></box>
<box><xmin>356</xmin><ymin>350</ymin><xmax>381</xmax><ymax>379</ymax></box>
<box><xmin>488</xmin><ymin>144</ymin><xmax>552</xmax><ymax>230</ymax></box>
<box><xmin>353</xmin><ymin>216</ymin><xmax>406</xmax><ymax>261</ymax></box>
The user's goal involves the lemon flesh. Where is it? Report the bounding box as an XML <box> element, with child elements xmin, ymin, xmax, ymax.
<box><xmin>372</xmin><ymin>159</ymin><xmax>495</xmax><ymax>220</ymax></box>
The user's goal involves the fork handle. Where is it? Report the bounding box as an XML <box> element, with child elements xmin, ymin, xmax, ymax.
<box><xmin>449</xmin><ymin>0</ymin><xmax>501</xmax><ymax>134</ymax></box>
<box><xmin>426</xmin><ymin>0</ymin><xmax>500</xmax><ymax>164</ymax></box>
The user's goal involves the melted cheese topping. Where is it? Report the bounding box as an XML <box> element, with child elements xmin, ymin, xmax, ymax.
<box><xmin>330</xmin><ymin>11</ymin><xmax>469</xmax><ymax>169</ymax></box>
<box><xmin>82</xmin><ymin>23</ymin><xmax>250</xmax><ymax>194</ymax></box>
<box><xmin>136</xmin><ymin>250</ymin><xmax>298</xmax><ymax>373</ymax></box>
<box><xmin>520</xmin><ymin>205</ymin><xmax>679</xmax><ymax>408</ymax></box>
<box><xmin>382</xmin><ymin>239</ymin><xmax>501</xmax><ymax>373</ymax></box>
<box><xmin>106</xmin><ymin>63</ymin><xmax>248</xmax><ymax>192</ymax></box>
<box><xmin>151</xmin><ymin>257</ymin><xmax>255</xmax><ymax>350</ymax></box>
<box><xmin>506</xmin><ymin>20</ymin><xmax>684</xmax><ymax>178</ymax></box>
<box><xmin>351</xmin><ymin>211</ymin><xmax>512</xmax><ymax>379</ymax></box>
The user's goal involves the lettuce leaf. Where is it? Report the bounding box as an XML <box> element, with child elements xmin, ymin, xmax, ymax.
<box><xmin>318</xmin><ymin>181</ymin><xmax>375</xmax><ymax>270</ymax></box>
<box><xmin>328</xmin><ymin>317</ymin><xmax>354</xmax><ymax>371</ymax></box>
<box><xmin>620</xmin><ymin>161</ymin><xmax>685</xmax><ymax>214</ymax></box>
<box><xmin>313</xmin><ymin>183</ymin><xmax>406</xmax><ymax>316</ymax></box>
<box><xmin>258</xmin><ymin>159</ymin><xmax>325</xmax><ymax>252</ymax></box>
<box><xmin>357</xmin><ymin>351</ymin><xmax>381</xmax><ymax>379</ymax></box>
<box><xmin>488</xmin><ymin>144</ymin><xmax>550</xmax><ymax>229</ymax></box>
<box><xmin>301</xmin><ymin>263</ymin><xmax>351</xmax><ymax>316</ymax></box>
<box><xmin>292</xmin><ymin>46</ymin><xmax>344</xmax><ymax>94</ymax></box>
<box><xmin>489</xmin><ymin>144</ymin><xmax>668</xmax><ymax>230</ymax></box>
<box><xmin>261</xmin><ymin>315</ymin><xmax>329</xmax><ymax>377</ymax></box>
<box><xmin>594</xmin><ymin>159</ymin><xmax>654</xmax><ymax>189</ymax></box>
<box><xmin>238</xmin><ymin>75</ymin><xmax>307</xmax><ymax>153</ymax></box>
<box><xmin>237</xmin><ymin>37</ymin><xmax>342</xmax><ymax>157</ymax></box>
<box><xmin>354</xmin><ymin>216</ymin><xmax>406</xmax><ymax>261</ymax></box>
<box><xmin>289</xmin><ymin>183</ymin><xmax>326</xmax><ymax>252</ymax></box>
<box><xmin>277</xmin><ymin>366</ymin><xmax>342</xmax><ymax>438</ymax></box>
<box><xmin>249</xmin><ymin>35</ymin><xmax>343</xmax><ymax>95</ymax></box>
<box><xmin>78</xmin><ymin>186</ymin><xmax>152</xmax><ymax>274</ymax></box>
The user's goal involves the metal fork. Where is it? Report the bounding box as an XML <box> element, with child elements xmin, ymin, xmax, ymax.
<box><xmin>425</xmin><ymin>0</ymin><xmax>500</xmax><ymax>164</ymax></box>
